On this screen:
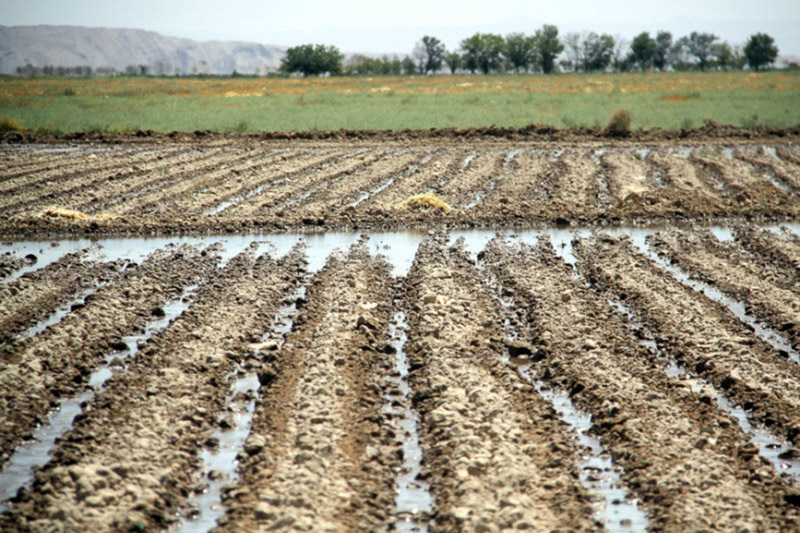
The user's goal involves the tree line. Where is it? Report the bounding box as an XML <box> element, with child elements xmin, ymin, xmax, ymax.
<box><xmin>281</xmin><ymin>26</ymin><xmax>781</xmax><ymax>76</ymax></box>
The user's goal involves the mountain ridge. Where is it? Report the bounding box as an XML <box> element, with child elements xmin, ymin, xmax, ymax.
<box><xmin>0</xmin><ymin>25</ymin><xmax>286</xmax><ymax>75</ymax></box>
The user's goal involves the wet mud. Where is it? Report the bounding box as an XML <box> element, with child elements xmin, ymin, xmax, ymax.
<box><xmin>404</xmin><ymin>233</ymin><xmax>597</xmax><ymax>531</ymax></box>
<box><xmin>483</xmin><ymin>235</ymin><xmax>800</xmax><ymax>531</ymax></box>
<box><xmin>1</xmin><ymin>138</ymin><xmax>799</xmax><ymax>238</ymax></box>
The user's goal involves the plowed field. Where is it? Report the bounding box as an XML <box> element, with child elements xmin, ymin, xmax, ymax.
<box><xmin>2</xmin><ymin>135</ymin><xmax>800</xmax><ymax>532</ymax></box>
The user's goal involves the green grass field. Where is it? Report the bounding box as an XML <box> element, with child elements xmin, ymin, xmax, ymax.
<box><xmin>1</xmin><ymin>71</ymin><xmax>799</xmax><ymax>133</ymax></box>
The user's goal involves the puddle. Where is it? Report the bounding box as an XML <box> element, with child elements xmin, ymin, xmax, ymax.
<box><xmin>529</xmin><ymin>380</ymin><xmax>649</xmax><ymax>532</ymax></box>
<box><xmin>634</xmin><ymin>238</ymin><xmax>800</xmax><ymax>366</ymax></box>
<box><xmin>460</xmin><ymin>152</ymin><xmax>477</xmax><ymax>170</ymax></box>
<box><xmin>763</xmin><ymin>172</ymin><xmax>792</xmax><ymax>192</ymax></box>
<box><xmin>174</xmin><ymin>369</ymin><xmax>260</xmax><ymax>533</ymax></box>
<box><xmin>383</xmin><ymin>311</ymin><xmax>433</xmax><ymax>532</ymax></box>
<box><xmin>708</xmin><ymin>226</ymin><xmax>734</xmax><ymax>242</ymax></box>
<box><xmin>0</xmin><ymin>285</ymin><xmax>197</xmax><ymax>512</ymax></box>
<box><xmin>548</xmin><ymin>148</ymin><xmax>565</xmax><ymax>162</ymax></box>
<box><xmin>606</xmin><ymin>298</ymin><xmax>800</xmax><ymax>484</ymax></box>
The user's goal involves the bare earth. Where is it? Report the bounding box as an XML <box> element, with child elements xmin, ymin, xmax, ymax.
<box><xmin>2</xmin><ymin>132</ymin><xmax>800</xmax><ymax>531</ymax></box>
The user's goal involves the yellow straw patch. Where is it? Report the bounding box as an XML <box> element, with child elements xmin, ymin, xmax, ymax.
<box><xmin>40</xmin><ymin>206</ymin><xmax>120</xmax><ymax>221</ymax></box>
<box><xmin>396</xmin><ymin>192</ymin><xmax>452</xmax><ymax>212</ymax></box>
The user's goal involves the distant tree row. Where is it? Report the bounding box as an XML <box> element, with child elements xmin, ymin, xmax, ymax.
<box><xmin>280</xmin><ymin>27</ymin><xmax>781</xmax><ymax>77</ymax></box>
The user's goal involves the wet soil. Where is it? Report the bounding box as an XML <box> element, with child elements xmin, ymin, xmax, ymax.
<box><xmin>483</xmin><ymin>235</ymin><xmax>799</xmax><ymax>531</ymax></box>
<box><xmin>3</xmin><ymin>128</ymin><xmax>800</xmax><ymax>531</ymax></box>
<box><xmin>0</xmin><ymin>245</ymin><xmax>307</xmax><ymax>531</ymax></box>
<box><xmin>1</xmin><ymin>137</ymin><xmax>799</xmax><ymax>238</ymax></box>
<box><xmin>404</xmin><ymin>233</ymin><xmax>597</xmax><ymax>531</ymax></box>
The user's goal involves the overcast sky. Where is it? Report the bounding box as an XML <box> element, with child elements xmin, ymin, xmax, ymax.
<box><xmin>2</xmin><ymin>0</ymin><xmax>799</xmax><ymax>57</ymax></box>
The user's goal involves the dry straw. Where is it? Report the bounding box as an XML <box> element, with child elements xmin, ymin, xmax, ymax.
<box><xmin>397</xmin><ymin>192</ymin><xmax>452</xmax><ymax>212</ymax></box>
<box><xmin>39</xmin><ymin>206</ymin><xmax>120</xmax><ymax>221</ymax></box>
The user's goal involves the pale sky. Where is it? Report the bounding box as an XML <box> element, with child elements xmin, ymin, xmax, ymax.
<box><xmin>2</xmin><ymin>0</ymin><xmax>799</xmax><ymax>57</ymax></box>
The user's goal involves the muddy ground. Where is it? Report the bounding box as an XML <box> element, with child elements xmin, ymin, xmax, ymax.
<box><xmin>2</xmin><ymin>132</ymin><xmax>800</xmax><ymax>531</ymax></box>
<box><xmin>1</xmin><ymin>134</ymin><xmax>799</xmax><ymax>238</ymax></box>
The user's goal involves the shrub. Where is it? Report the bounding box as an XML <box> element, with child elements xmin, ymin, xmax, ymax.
<box><xmin>605</xmin><ymin>108</ymin><xmax>631</xmax><ymax>137</ymax></box>
<box><xmin>0</xmin><ymin>117</ymin><xmax>26</xmax><ymax>133</ymax></box>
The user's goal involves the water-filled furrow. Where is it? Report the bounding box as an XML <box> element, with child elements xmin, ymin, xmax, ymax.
<box><xmin>635</xmin><ymin>238</ymin><xmax>800</xmax><ymax>366</ymax></box>
<box><xmin>464</xmin><ymin>149</ymin><xmax>522</xmax><ymax>209</ymax></box>
<box><xmin>607</xmin><ymin>297</ymin><xmax>800</xmax><ymax>484</ymax></box>
<box><xmin>383</xmin><ymin>311</ymin><xmax>433</xmax><ymax>532</ymax></box>
<box><xmin>0</xmin><ymin>285</ymin><xmax>197</xmax><ymax>512</ymax></box>
<box><xmin>16</xmin><ymin>283</ymin><xmax>105</xmax><ymax>342</ymax></box>
<box><xmin>487</xmin><ymin>289</ymin><xmax>648</xmax><ymax>532</ymax></box>
<box><xmin>174</xmin><ymin>284</ymin><xmax>306</xmax><ymax>532</ymax></box>
<box><xmin>351</xmin><ymin>153</ymin><xmax>434</xmax><ymax>208</ymax></box>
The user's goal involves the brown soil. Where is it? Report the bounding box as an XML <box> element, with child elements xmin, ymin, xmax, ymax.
<box><xmin>575</xmin><ymin>234</ymin><xmax>800</xmax><ymax>445</ymax></box>
<box><xmin>215</xmin><ymin>241</ymin><xmax>399</xmax><ymax>532</ymax></box>
<box><xmin>0</xmin><ymin>249</ymin><xmax>121</xmax><ymax>347</ymax></box>
<box><xmin>1</xmin><ymin>245</ymin><xmax>307</xmax><ymax>531</ymax></box>
<box><xmin>405</xmin><ymin>233</ymin><xmax>597</xmax><ymax>531</ymax></box>
<box><xmin>649</xmin><ymin>228</ymin><xmax>800</xmax><ymax>352</ymax></box>
<box><xmin>1</xmin><ymin>137</ymin><xmax>799</xmax><ymax>238</ymax></box>
<box><xmin>482</xmin><ymin>235</ymin><xmax>799</xmax><ymax>531</ymax></box>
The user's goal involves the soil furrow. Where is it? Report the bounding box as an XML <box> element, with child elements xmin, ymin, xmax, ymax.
<box><xmin>221</xmin><ymin>149</ymin><xmax>354</xmax><ymax>217</ymax></box>
<box><xmin>0</xmin><ymin>244</ymin><xmax>307</xmax><ymax>532</ymax></box>
<box><xmin>0</xmin><ymin>147</ymin><xmax>204</xmax><ymax>215</ymax></box>
<box><xmin>734</xmin><ymin>225</ymin><xmax>800</xmax><ymax>291</ymax></box>
<box><xmin>404</xmin><ymin>233</ymin><xmax>597</xmax><ymax>531</ymax></box>
<box><xmin>553</xmin><ymin>150</ymin><xmax>600</xmax><ymax>221</ymax></box>
<box><xmin>477</xmin><ymin>150</ymin><xmax>553</xmax><ymax>217</ymax></box>
<box><xmin>483</xmin><ymin>235</ymin><xmax>800</xmax><ymax>531</ymax></box>
<box><xmin>261</xmin><ymin>149</ymin><xmax>388</xmax><ymax>216</ymax></box>
<box><xmin>0</xmin><ymin>249</ymin><xmax>122</xmax><ymax>348</ymax></box>
<box><xmin>215</xmin><ymin>241</ymin><xmax>399</xmax><ymax>532</ymax></box>
<box><xmin>293</xmin><ymin>149</ymin><xmax>422</xmax><ymax>224</ymax></box>
<box><xmin>0</xmin><ymin>146</ymin><xmax>159</xmax><ymax>194</ymax></box>
<box><xmin>0</xmin><ymin>244</ymin><xmax>219</xmax><ymax>468</ymax></box>
<box><xmin>735</xmin><ymin>146</ymin><xmax>800</xmax><ymax>193</ymax></box>
<box><xmin>354</xmin><ymin>150</ymin><xmax>458</xmax><ymax>213</ymax></box>
<box><xmin>110</xmin><ymin>148</ymin><xmax>266</xmax><ymax>215</ymax></box>
<box><xmin>574</xmin><ymin>234</ymin><xmax>800</xmax><ymax>445</ymax></box>
<box><xmin>437</xmin><ymin>150</ymin><xmax>505</xmax><ymax>208</ymax></box>
<box><xmin>691</xmin><ymin>149</ymin><xmax>798</xmax><ymax>217</ymax></box>
<box><xmin>649</xmin><ymin>228</ymin><xmax>800</xmax><ymax>353</ymax></box>
<box><xmin>170</xmin><ymin>150</ymin><xmax>307</xmax><ymax>214</ymax></box>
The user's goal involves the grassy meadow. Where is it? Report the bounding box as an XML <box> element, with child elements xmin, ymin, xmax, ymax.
<box><xmin>1</xmin><ymin>71</ymin><xmax>799</xmax><ymax>133</ymax></box>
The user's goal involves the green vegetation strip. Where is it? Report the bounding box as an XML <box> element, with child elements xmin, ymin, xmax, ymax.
<box><xmin>1</xmin><ymin>71</ymin><xmax>799</xmax><ymax>133</ymax></box>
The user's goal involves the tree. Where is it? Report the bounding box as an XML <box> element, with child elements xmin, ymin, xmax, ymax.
<box><xmin>401</xmin><ymin>56</ymin><xmax>416</xmax><ymax>75</ymax></box>
<box><xmin>533</xmin><ymin>24</ymin><xmax>564</xmax><ymax>74</ymax></box>
<box><xmin>562</xmin><ymin>32</ymin><xmax>582</xmax><ymax>72</ymax></box>
<box><xmin>670</xmin><ymin>36</ymin><xmax>691</xmax><ymax>70</ymax></box>
<box><xmin>460</xmin><ymin>33</ymin><xmax>506</xmax><ymax>74</ymax></box>
<box><xmin>714</xmin><ymin>42</ymin><xmax>734</xmax><ymax>70</ymax></box>
<box><xmin>744</xmin><ymin>33</ymin><xmax>778</xmax><ymax>71</ymax></box>
<box><xmin>686</xmin><ymin>32</ymin><xmax>718</xmax><ymax>71</ymax></box>
<box><xmin>445</xmin><ymin>51</ymin><xmax>462</xmax><ymax>74</ymax></box>
<box><xmin>654</xmin><ymin>31</ymin><xmax>673</xmax><ymax>71</ymax></box>
<box><xmin>279</xmin><ymin>44</ymin><xmax>344</xmax><ymax>76</ymax></box>
<box><xmin>505</xmin><ymin>33</ymin><xmax>534</xmax><ymax>73</ymax></box>
<box><xmin>582</xmin><ymin>32</ymin><xmax>615</xmax><ymax>72</ymax></box>
<box><xmin>630</xmin><ymin>32</ymin><xmax>657</xmax><ymax>70</ymax></box>
<box><xmin>613</xmin><ymin>36</ymin><xmax>631</xmax><ymax>72</ymax></box>
<box><xmin>414</xmin><ymin>36</ymin><xmax>446</xmax><ymax>74</ymax></box>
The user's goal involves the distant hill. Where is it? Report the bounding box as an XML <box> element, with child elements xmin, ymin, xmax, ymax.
<box><xmin>0</xmin><ymin>25</ymin><xmax>286</xmax><ymax>75</ymax></box>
